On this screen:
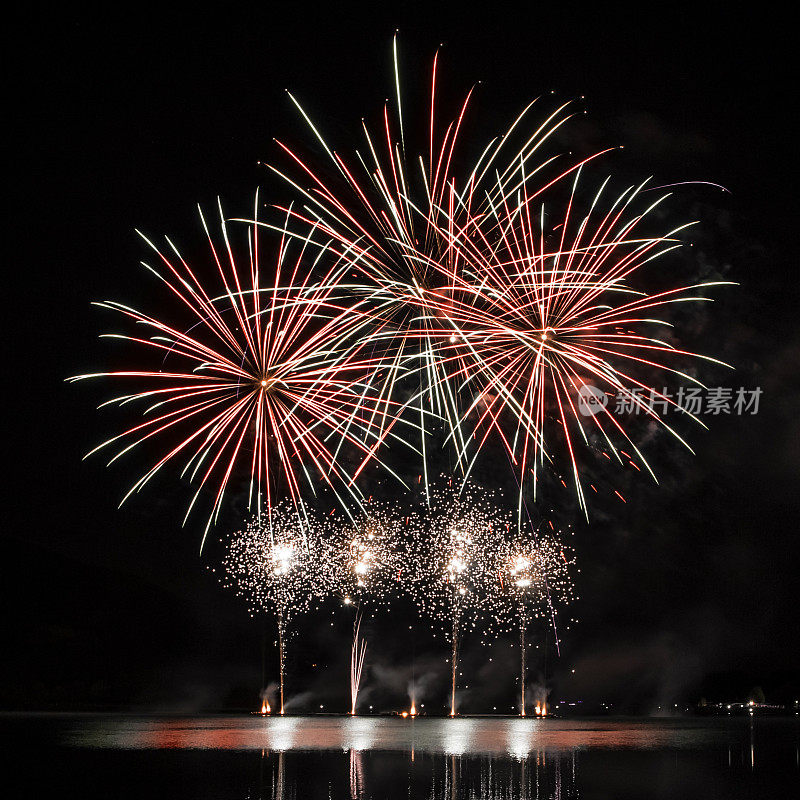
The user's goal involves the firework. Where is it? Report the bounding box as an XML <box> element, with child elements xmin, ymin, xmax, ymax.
<box><xmin>325</xmin><ymin>502</ymin><xmax>405</xmax><ymax>604</ymax></box>
<box><xmin>324</xmin><ymin>502</ymin><xmax>405</xmax><ymax>712</ymax></box>
<box><xmin>404</xmin><ymin>480</ymin><xmax>511</xmax><ymax>715</ymax></box>
<box><xmin>489</xmin><ymin>526</ymin><xmax>576</xmax><ymax>716</ymax></box>
<box><xmin>423</xmin><ymin>171</ymin><xmax>731</xmax><ymax>520</ymax></box>
<box><xmin>220</xmin><ymin>501</ymin><xmax>335</xmax><ymax>713</ymax></box>
<box><xmin>71</xmin><ymin>196</ymin><xmax>407</xmax><ymax>544</ymax></box>
<box><xmin>349</xmin><ymin>612</ymin><xmax>368</xmax><ymax>715</ymax></box>
<box><xmin>269</xmin><ymin>40</ymin><xmax>729</xmax><ymax>517</ymax></box>
<box><xmin>267</xmin><ymin>38</ymin><xmax>603</xmax><ymax>502</ymax></box>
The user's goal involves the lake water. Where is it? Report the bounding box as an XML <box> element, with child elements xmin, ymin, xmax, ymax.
<box><xmin>3</xmin><ymin>714</ymin><xmax>798</xmax><ymax>798</ymax></box>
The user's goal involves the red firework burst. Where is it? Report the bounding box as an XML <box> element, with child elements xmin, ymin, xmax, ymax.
<box><xmin>71</xmin><ymin>195</ymin><xmax>404</xmax><ymax>544</ymax></box>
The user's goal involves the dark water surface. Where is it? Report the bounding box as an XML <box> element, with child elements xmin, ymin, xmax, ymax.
<box><xmin>3</xmin><ymin>714</ymin><xmax>798</xmax><ymax>798</ymax></box>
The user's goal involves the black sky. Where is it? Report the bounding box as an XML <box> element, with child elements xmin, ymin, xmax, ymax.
<box><xmin>4</xmin><ymin>4</ymin><xmax>799</xmax><ymax>713</ymax></box>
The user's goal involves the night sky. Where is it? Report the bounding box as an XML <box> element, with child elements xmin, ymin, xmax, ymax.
<box><xmin>5</xmin><ymin>5</ymin><xmax>798</xmax><ymax>714</ymax></box>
